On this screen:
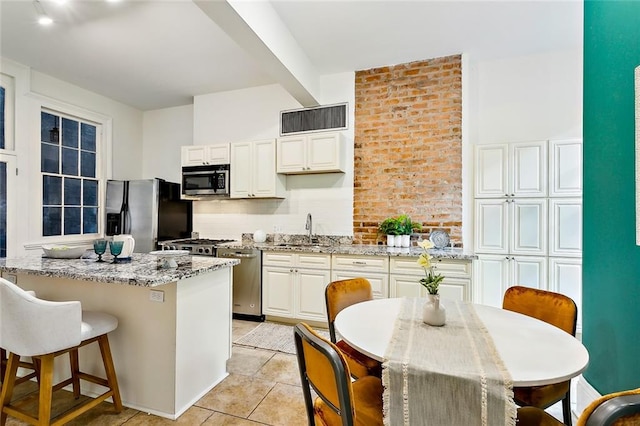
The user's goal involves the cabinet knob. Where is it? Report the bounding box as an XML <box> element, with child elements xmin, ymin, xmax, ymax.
<box><xmin>290</xmin><ymin>269</ymin><xmax>294</xmax><ymax>272</ymax></box>
<box><xmin>504</xmin><ymin>193</ymin><xmax>509</xmax><ymax>197</ymax></box>
<box><xmin>353</xmin><ymin>261</ymin><xmax>367</xmax><ymax>265</ymax></box>
<box><xmin>505</xmin><ymin>256</ymin><xmax>510</xmax><ymax>260</ymax></box>
<box><xmin>510</xmin><ymin>194</ymin><xmax>515</xmax><ymax>197</ymax></box>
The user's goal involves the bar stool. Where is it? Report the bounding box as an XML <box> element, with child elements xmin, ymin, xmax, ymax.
<box><xmin>0</xmin><ymin>277</ymin><xmax>122</xmax><ymax>425</ymax></box>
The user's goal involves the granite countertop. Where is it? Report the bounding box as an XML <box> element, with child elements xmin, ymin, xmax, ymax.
<box><xmin>0</xmin><ymin>253</ymin><xmax>239</xmax><ymax>287</ymax></box>
<box><xmin>220</xmin><ymin>242</ymin><xmax>477</xmax><ymax>260</ymax></box>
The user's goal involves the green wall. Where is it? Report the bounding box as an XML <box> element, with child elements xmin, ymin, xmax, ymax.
<box><xmin>583</xmin><ymin>0</ymin><xmax>640</xmax><ymax>393</ymax></box>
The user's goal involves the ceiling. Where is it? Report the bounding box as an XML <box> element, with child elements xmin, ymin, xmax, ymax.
<box><xmin>0</xmin><ymin>0</ymin><xmax>583</xmax><ymax>111</ymax></box>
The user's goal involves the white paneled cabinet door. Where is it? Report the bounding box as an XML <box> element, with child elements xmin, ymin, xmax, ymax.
<box><xmin>550</xmin><ymin>139</ymin><xmax>582</xmax><ymax>197</ymax></box>
<box><xmin>276</xmin><ymin>136</ymin><xmax>306</xmax><ymax>173</ymax></box>
<box><xmin>475</xmin><ymin>144</ymin><xmax>508</xmax><ymax>197</ymax></box>
<box><xmin>296</xmin><ymin>268</ymin><xmax>332</xmax><ymax>321</ymax></box>
<box><xmin>307</xmin><ymin>133</ymin><xmax>342</xmax><ymax>172</ymax></box>
<box><xmin>511</xmin><ymin>199</ymin><xmax>547</xmax><ymax>255</ymax></box>
<box><xmin>474</xmin><ymin>199</ymin><xmax>508</xmax><ymax>253</ymax></box>
<box><xmin>549</xmin><ymin>199</ymin><xmax>582</xmax><ymax>257</ymax></box>
<box><xmin>262</xmin><ymin>266</ymin><xmax>294</xmax><ymax>317</ymax></box>
<box><xmin>511</xmin><ymin>141</ymin><xmax>547</xmax><ymax>197</ymax></box>
<box><xmin>230</xmin><ymin>141</ymin><xmax>251</xmax><ymax>198</ymax></box>
<box><xmin>549</xmin><ymin>257</ymin><xmax>582</xmax><ymax>332</ymax></box>
<box><xmin>511</xmin><ymin>256</ymin><xmax>547</xmax><ymax>290</ymax></box>
<box><xmin>332</xmin><ymin>271</ymin><xmax>389</xmax><ymax>299</ymax></box>
<box><xmin>252</xmin><ymin>139</ymin><xmax>278</xmax><ymax>197</ymax></box>
<box><xmin>474</xmin><ymin>256</ymin><xmax>509</xmax><ymax>307</ymax></box>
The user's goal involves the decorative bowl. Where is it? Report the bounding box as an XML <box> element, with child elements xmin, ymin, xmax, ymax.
<box><xmin>42</xmin><ymin>245</ymin><xmax>88</xmax><ymax>259</ymax></box>
<box><xmin>429</xmin><ymin>230</ymin><xmax>450</xmax><ymax>249</ymax></box>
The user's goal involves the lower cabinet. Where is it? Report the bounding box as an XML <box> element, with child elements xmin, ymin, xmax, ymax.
<box><xmin>389</xmin><ymin>257</ymin><xmax>472</xmax><ymax>302</ymax></box>
<box><xmin>262</xmin><ymin>252</ymin><xmax>331</xmax><ymax>321</ymax></box>
<box><xmin>331</xmin><ymin>255</ymin><xmax>389</xmax><ymax>298</ymax></box>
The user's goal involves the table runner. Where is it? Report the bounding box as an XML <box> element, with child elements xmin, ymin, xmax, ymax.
<box><xmin>382</xmin><ymin>298</ymin><xmax>517</xmax><ymax>426</ymax></box>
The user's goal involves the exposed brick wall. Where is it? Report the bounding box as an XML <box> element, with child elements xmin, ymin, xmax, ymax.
<box><xmin>353</xmin><ymin>55</ymin><xmax>463</xmax><ymax>246</ymax></box>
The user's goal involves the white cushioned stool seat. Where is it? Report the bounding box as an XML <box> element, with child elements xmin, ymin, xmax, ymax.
<box><xmin>81</xmin><ymin>311</ymin><xmax>118</xmax><ymax>340</ymax></box>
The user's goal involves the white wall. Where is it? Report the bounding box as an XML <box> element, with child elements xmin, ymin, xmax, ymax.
<box><xmin>1</xmin><ymin>57</ymin><xmax>144</xmax><ymax>256</ymax></box>
<box><xmin>142</xmin><ymin>104</ymin><xmax>193</xmax><ymax>184</ymax></box>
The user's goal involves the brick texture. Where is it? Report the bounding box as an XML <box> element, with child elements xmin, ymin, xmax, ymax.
<box><xmin>353</xmin><ymin>56</ymin><xmax>462</xmax><ymax>246</ymax></box>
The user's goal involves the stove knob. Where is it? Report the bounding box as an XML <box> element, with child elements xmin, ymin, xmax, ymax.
<box><xmin>204</xmin><ymin>248</ymin><xmax>210</xmax><ymax>254</ymax></box>
<box><xmin>198</xmin><ymin>247</ymin><xmax>204</xmax><ymax>254</ymax></box>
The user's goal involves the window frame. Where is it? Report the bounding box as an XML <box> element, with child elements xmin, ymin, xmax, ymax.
<box><xmin>33</xmin><ymin>96</ymin><xmax>112</xmax><ymax>244</ymax></box>
<box><xmin>0</xmin><ymin>72</ymin><xmax>15</xmax><ymax>151</ymax></box>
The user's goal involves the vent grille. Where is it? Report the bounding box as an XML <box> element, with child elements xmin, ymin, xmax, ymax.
<box><xmin>280</xmin><ymin>103</ymin><xmax>347</xmax><ymax>135</ymax></box>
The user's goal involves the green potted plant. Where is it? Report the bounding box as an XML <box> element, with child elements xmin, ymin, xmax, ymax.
<box><xmin>379</xmin><ymin>217</ymin><xmax>400</xmax><ymax>246</ymax></box>
<box><xmin>397</xmin><ymin>215</ymin><xmax>422</xmax><ymax>247</ymax></box>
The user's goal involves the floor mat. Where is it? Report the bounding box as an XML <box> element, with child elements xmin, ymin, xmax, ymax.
<box><xmin>234</xmin><ymin>322</ymin><xmax>329</xmax><ymax>355</ymax></box>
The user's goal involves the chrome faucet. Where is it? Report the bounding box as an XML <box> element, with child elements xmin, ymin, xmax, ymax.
<box><xmin>305</xmin><ymin>213</ymin><xmax>313</xmax><ymax>243</ymax></box>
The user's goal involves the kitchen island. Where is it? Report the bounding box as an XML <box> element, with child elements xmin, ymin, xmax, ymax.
<box><xmin>0</xmin><ymin>253</ymin><xmax>239</xmax><ymax>420</ymax></box>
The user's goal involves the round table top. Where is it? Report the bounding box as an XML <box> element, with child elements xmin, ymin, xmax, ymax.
<box><xmin>334</xmin><ymin>297</ymin><xmax>589</xmax><ymax>387</ymax></box>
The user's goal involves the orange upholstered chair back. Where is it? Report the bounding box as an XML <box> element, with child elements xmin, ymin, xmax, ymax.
<box><xmin>325</xmin><ymin>278</ymin><xmax>373</xmax><ymax>343</ymax></box>
<box><xmin>294</xmin><ymin>322</ymin><xmax>355</xmax><ymax>425</ymax></box>
<box><xmin>503</xmin><ymin>286</ymin><xmax>577</xmax><ymax>336</ymax></box>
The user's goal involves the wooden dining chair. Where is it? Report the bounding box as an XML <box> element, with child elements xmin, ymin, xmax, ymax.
<box><xmin>293</xmin><ymin>322</ymin><xmax>383</xmax><ymax>426</ymax></box>
<box><xmin>503</xmin><ymin>285</ymin><xmax>578</xmax><ymax>426</ymax></box>
<box><xmin>517</xmin><ymin>388</ymin><xmax>640</xmax><ymax>426</ymax></box>
<box><xmin>324</xmin><ymin>278</ymin><xmax>382</xmax><ymax>379</ymax></box>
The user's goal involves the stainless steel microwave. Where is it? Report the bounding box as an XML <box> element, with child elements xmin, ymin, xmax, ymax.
<box><xmin>181</xmin><ymin>164</ymin><xmax>230</xmax><ymax>196</ymax></box>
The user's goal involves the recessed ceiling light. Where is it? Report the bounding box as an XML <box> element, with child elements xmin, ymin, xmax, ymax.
<box><xmin>38</xmin><ymin>15</ymin><xmax>53</xmax><ymax>25</ymax></box>
<box><xmin>33</xmin><ymin>0</ymin><xmax>53</xmax><ymax>25</ymax></box>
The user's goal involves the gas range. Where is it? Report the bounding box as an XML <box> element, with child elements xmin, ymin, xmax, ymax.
<box><xmin>160</xmin><ymin>238</ymin><xmax>236</xmax><ymax>256</ymax></box>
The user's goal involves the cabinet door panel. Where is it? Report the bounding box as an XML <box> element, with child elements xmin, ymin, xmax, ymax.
<box><xmin>332</xmin><ymin>271</ymin><xmax>389</xmax><ymax>299</ymax></box>
<box><xmin>511</xmin><ymin>199</ymin><xmax>547</xmax><ymax>255</ymax></box>
<box><xmin>511</xmin><ymin>141</ymin><xmax>547</xmax><ymax>197</ymax></box>
<box><xmin>475</xmin><ymin>145</ymin><xmax>508</xmax><ymax>197</ymax></box>
<box><xmin>307</xmin><ymin>133</ymin><xmax>340</xmax><ymax>171</ymax></box>
<box><xmin>511</xmin><ymin>256</ymin><xmax>547</xmax><ymax>290</ymax></box>
<box><xmin>474</xmin><ymin>256</ymin><xmax>509</xmax><ymax>307</ymax></box>
<box><xmin>474</xmin><ymin>199</ymin><xmax>508</xmax><ymax>253</ymax></box>
<box><xmin>550</xmin><ymin>139</ymin><xmax>582</xmax><ymax>197</ymax></box>
<box><xmin>549</xmin><ymin>258</ymin><xmax>582</xmax><ymax>331</ymax></box>
<box><xmin>389</xmin><ymin>275</ymin><xmax>423</xmax><ymax>298</ymax></box>
<box><xmin>297</xmin><ymin>269</ymin><xmax>331</xmax><ymax>321</ymax></box>
<box><xmin>230</xmin><ymin>142</ymin><xmax>251</xmax><ymax>198</ymax></box>
<box><xmin>262</xmin><ymin>267</ymin><xmax>294</xmax><ymax>317</ymax></box>
<box><xmin>252</xmin><ymin>139</ymin><xmax>277</xmax><ymax>197</ymax></box>
<box><xmin>549</xmin><ymin>199</ymin><xmax>582</xmax><ymax>257</ymax></box>
<box><xmin>181</xmin><ymin>146</ymin><xmax>208</xmax><ymax>166</ymax></box>
<box><xmin>439</xmin><ymin>277</ymin><xmax>469</xmax><ymax>302</ymax></box>
<box><xmin>277</xmin><ymin>137</ymin><xmax>306</xmax><ymax>173</ymax></box>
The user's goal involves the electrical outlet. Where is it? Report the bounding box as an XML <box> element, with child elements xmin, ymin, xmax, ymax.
<box><xmin>3</xmin><ymin>274</ymin><xmax>17</xmax><ymax>284</ymax></box>
<box><xmin>149</xmin><ymin>290</ymin><xmax>164</xmax><ymax>303</ymax></box>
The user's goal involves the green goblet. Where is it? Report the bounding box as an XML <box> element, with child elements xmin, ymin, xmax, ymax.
<box><xmin>109</xmin><ymin>240</ymin><xmax>124</xmax><ymax>264</ymax></box>
<box><xmin>93</xmin><ymin>239</ymin><xmax>107</xmax><ymax>263</ymax></box>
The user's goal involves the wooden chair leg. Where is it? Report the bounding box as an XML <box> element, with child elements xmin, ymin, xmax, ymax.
<box><xmin>38</xmin><ymin>354</ymin><xmax>55</xmax><ymax>425</ymax></box>
<box><xmin>70</xmin><ymin>349</ymin><xmax>81</xmax><ymax>399</ymax></box>
<box><xmin>0</xmin><ymin>353</ymin><xmax>20</xmax><ymax>426</ymax></box>
<box><xmin>98</xmin><ymin>335</ymin><xmax>123</xmax><ymax>412</ymax></box>
<box><xmin>0</xmin><ymin>349</ymin><xmax>6</xmax><ymax>381</ymax></box>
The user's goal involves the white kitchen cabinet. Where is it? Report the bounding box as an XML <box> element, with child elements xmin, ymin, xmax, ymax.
<box><xmin>549</xmin><ymin>139</ymin><xmax>583</xmax><ymax>197</ymax></box>
<box><xmin>276</xmin><ymin>132</ymin><xmax>346</xmax><ymax>174</ymax></box>
<box><xmin>474</xmin><ymin>255</ymin><xmax>547</xmax><ymax>307</ymax></box>
<box><xmin>331</xmin><ymin>254</ymin><xmax>389</xmax><ymax>298</ymax></box>
<box><xmin>474</xmin><ymin>198</ymin><xmax>547</xmax><ymax>255</ymax></box>
<box><xmin>549</xmin><ymin>199</ymin><xmax>582</xmax><ymax>257</ymax></box>
<box><xmin>389</xmin><ymin>257</ymin><xmax>472</xmax><ymax>302</ymax></box>
<box><xmin>230</xmin><ymin>139</ymin><xmax>286</xmax><ymax>199</ymax></box>
<box><xmin>181</xmin><ymin>144</ymin><xmax>230</xmax><ymax>166</ymax></box>
<box><xmin>262</xmin><ymin>252</ymin><xmax>331</xmax><ymax>321</ymax></box>
<box><xmin>475</xmin><ymin>141</ymin><xmax>547</xmax><ymax>198</ymax></box>
<box><xmin>549</xmin><ymin>257</ymin><xmax>582</xmax><ymax>332</ymax></box>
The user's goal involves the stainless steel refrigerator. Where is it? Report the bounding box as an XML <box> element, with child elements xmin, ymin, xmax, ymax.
<box><xmin>106</xmin><ymin>179</ymin><xmax>192</xmax><ymax>253</ymax></box>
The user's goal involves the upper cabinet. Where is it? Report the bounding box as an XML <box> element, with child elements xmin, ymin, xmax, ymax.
<box><xmin>181</xmin><ymin>144</ymin><xmax>230</xmax><ymax>166</ymax></box>
<box><xmin>276</xmin><ymin>132</ymin><xmax>346</xmax><ymax>174</ymax></box>
<box><xmin>475</xmin><ymin>141</ymin><xmax>547</xmax><ymax>198</ymax></box>
<box><xmin>549</xmin><ymin>139</ymin><xmax>583</xmax><ymax>197</ymax></box>
<box><xmin>230</xmin><ymin>139</ymin><xmax>286</xmax><ymax>199</ymax></box>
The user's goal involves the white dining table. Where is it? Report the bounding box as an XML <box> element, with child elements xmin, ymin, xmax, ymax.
<box><xmin>334</xmin><ymin>297</ymin><xmax>589</xmax><ymax>387</ymax></box>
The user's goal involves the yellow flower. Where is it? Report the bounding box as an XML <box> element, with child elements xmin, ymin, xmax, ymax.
<box><xmin>417</xmin><ymin>253</ymin><xmax>432</xmax><ymax>268</ymax></box>
<box><xmin>418</xmin><ymin>240</ymin><xmax>435</xmax><ymax>250</ymax></box>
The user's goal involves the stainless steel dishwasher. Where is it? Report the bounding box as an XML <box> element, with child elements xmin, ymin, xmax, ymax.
<box><xmin>217</xmin><ymin>247</ymin><xmax>264</xmax><ymax>322</ymax></box>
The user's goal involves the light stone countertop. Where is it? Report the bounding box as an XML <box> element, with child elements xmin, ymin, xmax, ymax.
<box><xmin>220</xmin><ymin>242</ymin><xmax>476</xmax><ymax>260</ymax></box>
<box><xmin>0</xmin><ymin>253</ymin><xmax>239</xmax><ymax>287</ymax></box>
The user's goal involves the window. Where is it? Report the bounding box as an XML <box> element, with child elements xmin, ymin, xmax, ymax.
<box><xmin>40</xmin><ymin>110</ymin><xmax>100</xmax><ymax>237</ymax></box>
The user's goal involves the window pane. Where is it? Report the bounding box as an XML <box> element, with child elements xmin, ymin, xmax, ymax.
<box><xmin>81</xmin><ymin>123</ymin><xmax>96</xmax><ymax>151</ymax></box>
<box><xmin>1</xmin><ymin>86</ymin><xmax>5</xmax><ymax>150</ymax></box>
<box><xmin>62</xmin><ymin>117</ymin><xmax>79</xmax><ymax>148</ymax></box>
<box><xmin>83</xmin><ymin>207</ymin><xmax>98</xmax><ymax>234</ymax></box>
<box><xmin>83</xmin><ymin>179</ymin><xmax>98</xmax><ymax>206</ymax></box>
<box><xmin>81</xmin><ymin>151</ymin><xmax>96</xmax><ymax>178</ymax></box>
<box><xmin>43</xmin><ymin>207</ymin><xmax>62</xmax><ymax>236</ymax></box>
<box><xmin>64</xmin><ymin>178</ymin><xmax>81</xmax><ymax>205</ymax></box>
<box><xmin>64</xmin><ymin>207</ymin><xmax>81</xmax><ymax>235</ymax></box>
<box><xmin>62</xmin><ymin>147</ymin><xmax>78</xmax><ymax>176</ymax></box>
<box><xmin>43</xmin><ymin>175</ymin><xmax>62</xmax><ymax>205</ymax></box>
<box><xmin>41</xmin><ymin>112</ymin><xmax>59</xmax><ymax>143</ymax></box>
<box><xmin>41</xmin><ymin>143</ymin><xmax>59</xmax><ymax>173</ymax></box>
